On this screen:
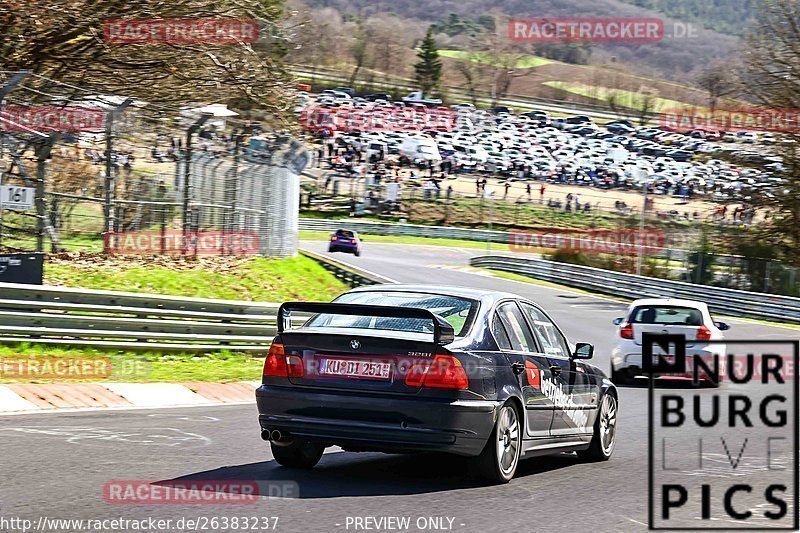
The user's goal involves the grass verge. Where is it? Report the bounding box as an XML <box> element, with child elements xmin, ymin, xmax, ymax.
<box><xmin>45</xmin><ymin>255</ymin><xmax>348</xmax><ymax>301</ymax></box>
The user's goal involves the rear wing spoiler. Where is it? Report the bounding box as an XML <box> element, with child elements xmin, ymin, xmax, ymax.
<box><xmin>277</xmin><ymin>302</ymin><xmax>455</xmax><ymax>345</ymax></box>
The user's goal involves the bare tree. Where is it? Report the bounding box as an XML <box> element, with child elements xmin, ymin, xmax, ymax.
<box><xmin>348</xmin><ymin>19</ymin><xmax>371</xmax><ymax>87</ymax></box>
<box><xmin>606</xmin><ymin>91</ymin><xmax>623</xmax><ymax>117</ymax></box>
<box><xmin>285</xmin><ymin>4</ymin><xmax>345</xmax><ymax>70</ymax></box>
<box><xmin>740</xmin><ymin>0</ymin><xmax>800</xmax><ymax>264</ymax></box>
<box><xmin>0</xmin><ymin>0</ymin><xmax>294</xmax><ymax>116</ymax></box>
<box><xmin>367</xmin><ymin>16</ymin><xmax>410</xmax><ymax>90</ymax></box>
<box><xmin>454</xmin><ymin>59</ymin><xmax>481</xmax><ymax>105</ymax></box>
<box><xmin>636</xmin><ymin>87</ymin><xmax>658</xmax><ymax>126</ymax></box>
<box><xmin>695</xmin><ymin>61</ymin><xmax>738</xmax><ymax>112</ymax></box>
<box><xmin>468</xmin><ymin>15</ymin><xmax>534</xmax><ymax>105</ymax></box>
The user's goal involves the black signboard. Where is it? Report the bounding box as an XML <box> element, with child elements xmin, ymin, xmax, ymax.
<box><xmin>0</xmin><ymin>253</ymin><xmax>44</xmax><ymax>284</ymax></box>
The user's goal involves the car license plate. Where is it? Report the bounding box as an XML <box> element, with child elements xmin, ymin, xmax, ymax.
<box><xmin>318</xmin><ymin>358</ymin><xmax>391</xmax><ymax>379</ymax></box>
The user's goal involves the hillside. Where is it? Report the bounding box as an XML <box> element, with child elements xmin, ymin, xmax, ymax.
<box><xmin>302</xmin><ymin>0</ymin><xmax>744</xmax><ymax>80</ymax></box>
<box><xmin>620</xmin><ymin>0</ymin><xmax>757</xmax><ymax>36</ymax></box>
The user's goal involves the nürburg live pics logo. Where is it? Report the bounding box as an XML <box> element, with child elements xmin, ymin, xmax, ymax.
<box><xmin>644</xmin><ymin>334</ymin><xmax>799</xmax><ymax>530</ymax></box>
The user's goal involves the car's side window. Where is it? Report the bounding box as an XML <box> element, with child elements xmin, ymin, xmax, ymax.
<box><xmin>520</xmin><ymin>303</ymin><xmax>571</xmax><ymax>357</ymax></box>
<box><xmin>496</xmin><ymin>302</ymin><xmax>536</xmax><ymax>352</ymax></box>
<box><xmin>491</xmin><ymin>313</ymin><xmax>513</xmax><ymax>350</ymax></box>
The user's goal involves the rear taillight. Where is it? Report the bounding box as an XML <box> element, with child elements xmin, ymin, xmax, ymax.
<box><xmin>263</xmin><ymin>343</ymin><xmax>287</xmax><ymax>377</ymax></box>
<box><xmin>404</xmin><ymin>354</ymin><xmax>469</xmax><ymax>389</ymax></box>
<box><xmin>263</xmin><ymin>343</ymin><xmax>305</xmax><ymax>378</ymax></box>
<box><xmin>619</xmin><ymin>323</ymin><xmax>634</xmax><ymax>340</ymax></box>
<box><xmin>286</xmin><ymin>355</ymin><xmax>304</xmax><ymax>377</ymax></box>
<box><xmin>696</xmin><ymin>325</ymin><xmax>712</xmax><ymax>341</ymax></box>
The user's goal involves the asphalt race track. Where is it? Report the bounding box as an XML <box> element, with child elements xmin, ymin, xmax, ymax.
<box><xmin>1</xmin><ymin>243</ymin><xmax>797</xmax><ymax>532</ymax></box>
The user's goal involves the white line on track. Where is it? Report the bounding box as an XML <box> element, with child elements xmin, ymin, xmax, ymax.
<box><xmin>623</xmin><ymin>517</ymin><xmax>649</xmax><ymax>527</ymax></box>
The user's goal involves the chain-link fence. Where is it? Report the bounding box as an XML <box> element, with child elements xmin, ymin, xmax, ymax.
<box><xmin>0</xmin><ymin>70</ymin><xmax>308</xmax><ymax>257</ymax></box>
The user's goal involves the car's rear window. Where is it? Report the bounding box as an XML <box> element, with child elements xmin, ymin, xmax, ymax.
<box><xmin>305</xmin><ymin>291</ymin><xmax>478</xmax><ymax>337</ymax></box>
<box><xmin>335</xmin><ymin>230</ymin><xmax>355</xmax><ymax>238</ymax></box>
<box><xmin>630</xmin><ymin>306</ymin><xmax>703</xmax><ymax>326</ymax></box>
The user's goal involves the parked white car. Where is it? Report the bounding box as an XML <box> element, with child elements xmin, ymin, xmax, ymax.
<box><xmin>398</xmin><ymin>136</ymin><xmax>441</xmax><ymax>162</ymax></box>
<box><xmin>610</xmin><ymin>299</ymin><xmax>729</xmax><ymax>384</ymax></box>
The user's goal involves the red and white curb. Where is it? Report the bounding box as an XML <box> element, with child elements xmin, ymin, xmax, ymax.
<box><xmin>0</xmin><ymin>381</ymin><xmax>261</xmax><ymax>415</ymax></box>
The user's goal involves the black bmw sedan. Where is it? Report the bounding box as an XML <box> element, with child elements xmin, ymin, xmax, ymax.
<box><xmin>256</xmin><ymin>285</ymin><xmax>618</xmax><ymax>484</ymax></box>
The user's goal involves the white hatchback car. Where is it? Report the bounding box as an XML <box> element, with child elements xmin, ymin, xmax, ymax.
<box><xmin>610</xmin><ymin>299</ymin><xmax>729</xmax><ymax>384</ymax></box>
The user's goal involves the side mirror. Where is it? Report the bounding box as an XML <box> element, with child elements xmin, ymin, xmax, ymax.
<box><xmin>715</xmin><ymin>321</ymin><xmax>730</xmax><ymax>331</ymax></box>
<box><xmin>613</xmin><ymin>317</ymin><xmax>624</xmax><ymax>326</ymax></box>
<box><xmin>573</xmin><ymin>342</ymin><xmax>594</xmax><ymax>360</ymax></box>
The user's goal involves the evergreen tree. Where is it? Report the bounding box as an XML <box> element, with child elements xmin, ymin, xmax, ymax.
<box><xmin>414</xmin><ymin>28</ymin><xmax>442</xmax><ymax>97</ymax></box>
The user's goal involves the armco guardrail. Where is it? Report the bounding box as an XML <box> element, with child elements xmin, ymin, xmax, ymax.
<box><xmin>470</xmin><ymin>255</ymin><xmax>800</xmax><ymax>324</ymax></box>
<box><xmin>0</xmin><ymin>254</ymin><xmax>389</xmax><ymax>352</ymax></box>
<box><xmin>301</xmin><ymin>218</ymin><xmax>510</xmax><ymax>244</ymax></box>
<box><xmin>0</xmin><ymin>283</ymin><xmax>295</xmax><ymax>352</ymax></box>
<box><xmin>300</xmin><ymin>218</ymin><xmax>689</xmax><ymax>260</ymax></box>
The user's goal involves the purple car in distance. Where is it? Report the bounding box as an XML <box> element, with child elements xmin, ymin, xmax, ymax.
<box><xmin>328</xmin><ymin>229</ymin><xmax>362</xmax><ymax>256</ymax></box>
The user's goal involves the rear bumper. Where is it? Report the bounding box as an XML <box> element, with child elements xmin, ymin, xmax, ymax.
<box><xmin>612</xmin><ymin>345</ymin><xmax>726</xmax><ymax>379</ymax></box>
<box><xmin>256</xmin><ymin>385</ymin><xmax>499</xmax><ymax>456</ymax></box>
<box><xmin>329</xmin><ymin>243</ymin><xmax>358</xmax><ymax>253</ymax></box>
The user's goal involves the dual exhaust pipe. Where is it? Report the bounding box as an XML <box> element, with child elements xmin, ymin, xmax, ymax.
<box><xmin>261</xmin><ymin>429</ymin><xmax>291</xmax><ymax>443</ymax></box>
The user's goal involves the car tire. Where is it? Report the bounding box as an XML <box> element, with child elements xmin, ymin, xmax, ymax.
<box><xmin>354</xmin><ymin>249</ymin><xmax>361</xmax><ymax>257</ymax></box>
<box><xmin>270</xmin><ymin>439</ymin><xmax>325</xmax><ymax>469</ymax></box>
<box><xmin>578</xmin><ymin>392</ymin><xmax>617</xmax><ymax>462</ymax></box>
<box><xmin>610</xmin><ymin>367</ymin><xmax>628</xmax><ymax>385</ymax></box>
<box><xmin>471</xmin><ymin>403</ymin><xmax>521</xmax><ymax>484</ymax></box>
<box><xmin>328</xmin><ymin>246</ymin><xmax>335</xmax><ymax>253</ymax></box>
